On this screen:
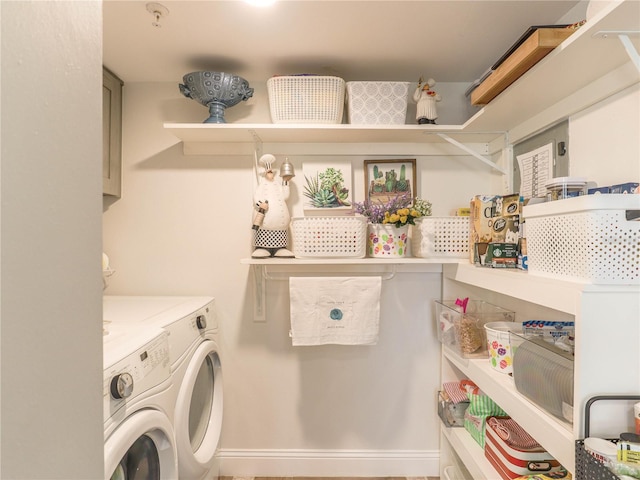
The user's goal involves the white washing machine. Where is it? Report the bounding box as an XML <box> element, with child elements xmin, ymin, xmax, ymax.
<box><xmin>103</xmin><ymin>296</ymin><xmax>223</xmax><ymax>480</ymax></box>
<box><xmin>103</xmin><ymin>321</ymin><xmax>178</xmax><ymax>480</ymax></box>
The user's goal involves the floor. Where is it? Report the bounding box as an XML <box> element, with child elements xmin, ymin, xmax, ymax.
<box><xmin>223</xmin><ymin>477</ymin><xmax>438</xmax><ymax>480</ymax></box>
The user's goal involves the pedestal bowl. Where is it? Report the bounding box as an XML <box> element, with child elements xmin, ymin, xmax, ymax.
<box><xmin>179</xmin><ymin>71</ymin><xmax>254</xmax><ymax>123</ymax></box>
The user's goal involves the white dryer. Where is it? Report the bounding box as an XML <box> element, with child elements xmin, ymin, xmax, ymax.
<box><xmin>103</xmin><ymin>321</ymin><xmax>178</xmax><ymax>480</ymax></box>
<box><xmin>103</xmin><ymin>296</ymin><xmax>223</xmax><ymax>480</ymax></box>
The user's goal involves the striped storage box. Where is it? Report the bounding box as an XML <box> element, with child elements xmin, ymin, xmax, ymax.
<box><xmin>485</xmin><ymin>416</ymin><xmax>564</xmax><ymax>480</ymax></box>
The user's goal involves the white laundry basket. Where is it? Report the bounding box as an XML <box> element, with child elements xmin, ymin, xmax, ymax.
<box><xmin>523</xmin><ymin>194</ymin><xmax>640</xmax><ymax>284</ymax></box>
<box><xmin>411</xmin><ymin>216</ymin><xmax>470</xmax><ymax>258</ymax></box>
<box><xmin>267</xmin><ymin>75</ymin><xmax>345</xmax><ymax>124</ymax></box>
<box><xmin>290</xmin><ymin>216</ymin><xmax>367</xmax><ymax>258</ymax></box>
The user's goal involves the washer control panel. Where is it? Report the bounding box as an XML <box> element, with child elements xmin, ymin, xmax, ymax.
<box><xmin>103</xmin><ymin>332</ymin><xmax>170</xmax><ymax>423</ymax></box>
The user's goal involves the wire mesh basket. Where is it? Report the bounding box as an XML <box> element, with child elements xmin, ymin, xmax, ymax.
<box><xmin>575</xmin><ymin>395</ymin><xmax>640</xmax><ymax>480</ymax></box>
<box><xmin>575</xmin><ymin>439</ymin><xmax>620</xmax><ymax>480</ymax></box>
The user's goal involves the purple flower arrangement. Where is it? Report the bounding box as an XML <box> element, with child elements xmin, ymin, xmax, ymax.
<box><xmin>354</xmin><ymin>192</ymin><xmax>415</xmax><ymax>224</ymax></box>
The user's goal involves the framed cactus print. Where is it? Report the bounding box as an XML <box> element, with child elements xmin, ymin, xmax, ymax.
<box><xmin>364</xmin><ymin>159</ymin><xmax>416</xmax><ymax>205</ymax></box>
<box><xmin>302</xmin><ymin>162</ymin><xmax>353</xmax><ymax>216</ymax></box>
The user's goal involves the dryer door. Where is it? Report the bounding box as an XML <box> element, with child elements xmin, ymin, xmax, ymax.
<box><xmin>175</xmin><ymin>339</ymin><xmax>223</xmax><ymax>479</ymax></box>
<box><xmin>105</xmin><ymin>409</ymin><xmax>177</xmax><ymax>480</ymax></box>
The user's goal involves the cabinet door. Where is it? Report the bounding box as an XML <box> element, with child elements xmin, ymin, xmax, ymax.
<box><xmin>103</xmin><ymin>67</ymin><xmax>123</xmax><ymax>197</ymax></box>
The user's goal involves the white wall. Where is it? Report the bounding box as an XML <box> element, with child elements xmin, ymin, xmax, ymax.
<box><xmin>1</xmin><ymin>2</ymin><xmax>104</xmax><ymax>478</ymax></box>
<box><xmin>102</xmin><ymin>81</ymin><xmax>499</xmax><ymax>476</ymax></box>
<box><xmin>569</xmin><ymin>83</ymin><xmax>640</xmax><ymax>185</ymax></box>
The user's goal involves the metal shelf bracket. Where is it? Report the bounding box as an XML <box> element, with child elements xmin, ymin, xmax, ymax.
<box><xmin>436</xmin><ymin>133</ymin><xmax>508</xmax><ymax>174</ymax></box>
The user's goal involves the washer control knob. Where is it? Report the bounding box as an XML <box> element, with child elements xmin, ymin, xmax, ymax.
<box><xmin>110</xmin><ymin>372</ymin><xmax>134</xmax><ymax>399</ymax></box>
<box><xmin>196</xmin><ymin>314</ymin><xmax>207</xmax><ymax>330</ymax></box>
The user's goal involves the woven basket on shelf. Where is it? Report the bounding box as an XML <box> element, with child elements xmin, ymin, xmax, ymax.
<box><xmin>290</xmin><ymin>216</ymin><xmax>367</xmax><ymax>258</ymax></box>
<box><xmin>267</xmin><ymin>75</ymin><xmax>345</xmax><ymax>124</ymax></box>
<box><xmin>411</xmin><ymin>217</ymin><xmax>470</xmax><ymax>258</ymax></box>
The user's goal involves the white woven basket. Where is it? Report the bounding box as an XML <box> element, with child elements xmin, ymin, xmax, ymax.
<box><xmin>346</xmin><ymin>81</ymin><xmax>410</xmax><ymax>125</ymax></box>
<box><xmin>411</xmin><ymin>217</ymin><xmax>470</xmax><ymax>258</ymax></box>
<box><xmin>290</xmin><ymin>216</ymin><xmax>367</xmax><ymax>258</ymax></box>
<box><xmin>523</xmin><ymin>194</ymin><xmax>640</xmax><ymax>284</ymax></box>
<box><xmin>267</xmin><ymin>75</ymin><xmax>345</xmax><ymax>124</ymax></box>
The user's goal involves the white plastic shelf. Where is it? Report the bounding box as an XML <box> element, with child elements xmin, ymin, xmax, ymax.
<box><xmin>443</xmin><ymin>346</ymin><xmax>575</xmax><ymax>473</ymax></box>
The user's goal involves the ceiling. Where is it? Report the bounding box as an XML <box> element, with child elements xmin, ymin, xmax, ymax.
<box><xmin>103</xmin><ymin>0</ymin><xmax>584</xmax><ymax>86</ymax></box>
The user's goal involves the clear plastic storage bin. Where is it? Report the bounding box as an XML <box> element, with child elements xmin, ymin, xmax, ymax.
<box><xmin>435</xmin><ymin>300</ymin><xmax>516</xmax><ymax>358</ymax></box>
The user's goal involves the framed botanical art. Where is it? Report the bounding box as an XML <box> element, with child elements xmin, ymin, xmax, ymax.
<box><xmin>302</xmin><ymin>162</ymin><xmax>353</xmax><ymax>216</ymax></box>
<box><xmin>364</xmin><ymin>159</ymin><xmax>416</xmax><ymax>205</ymax></box>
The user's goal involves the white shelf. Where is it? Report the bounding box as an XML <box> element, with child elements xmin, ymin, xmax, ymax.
<box><xmin>163</xmin><ymin>122</ymin><xmax>505</xmax><ymax>159</ymax></box>
<box><xmin>443</xmin><ymin>346</ymin><xmax>575</xmax><ymax>473</ymax></box>
<box><xmin>165</xmin><ymin>2</ymin><xmax>639</xmax><ymax>155</ymax></box>
<box><xmin>468</xmin><ymin>0</ymin><xmax>640</xmax><ymax>142</ymax></box>
<box><xmin>241</xmin><ymin>257</ymin><xmax>464</xmax><ymax>266</ymax></box>
<box><xmin>164</xmin><ymin>123</ymin><xmax>489</xmax><ymax>144</ymax></box>
<box><xmin>441</xmin><ymin>425</ymin><xmax>497</xmax><ymax>480</ymax></box>
<box><xmin>443</xmin><ymin>262</ymin><xmax>640</xmax><ymax>315</ymax></box>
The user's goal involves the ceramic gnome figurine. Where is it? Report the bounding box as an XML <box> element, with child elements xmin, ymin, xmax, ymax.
<box><xmin>251</xmin><ymin>154</ymin><xmax>295</xmax><ymax>258</ymax></box>
<box><xmin>413</xmin><ymin>77</ymin><xmax>442</xmax><ymax>124</ymax></box>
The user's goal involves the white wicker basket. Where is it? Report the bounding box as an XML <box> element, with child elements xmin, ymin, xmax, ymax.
<box><xmin>346</xmin><ymin>81</ymin><xmax>410</xmax><ymax>125</ymax></box>
<box><xmin>267</xmin><ymin>75</ymin><xmax>345</xmax><ymax>124</ymax></box>
<box><xmin>523</xmin><ymin>194</ymin><xmax>640</xmax><ymax>284</ymax></box>
<box><xmin>411</xmin><ymin>217</ymin><xmax>470</xmax><ymax>258</ymax></box>
<box><xmin>290</xmin><ymin>216</ymin><xmax>367</xmax><ymax>258</ymax></box>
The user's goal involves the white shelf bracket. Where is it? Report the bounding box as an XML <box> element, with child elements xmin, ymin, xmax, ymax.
<box><xmin>249</xmin><ymin>129</ymin><xmax>263</xmax><ymax>160</ymax></box>
<box><xmin>252</xmin><ymin>264</ymin><xmax>267</xmax><ymax>322</ymax></box>
<box><xmin>594</xmin><ymin>31</ymin><xmax>640</xmax><ymax>73</ymax></box>
<box><xmin>618</xmin><ymin>34</ymin><xmax>640</xmax><ymax>72</ymax></box>
<box><xmin>436</xmin><ymin>133</ymin><xmax>508</xmax><ymax>174</ymax></box>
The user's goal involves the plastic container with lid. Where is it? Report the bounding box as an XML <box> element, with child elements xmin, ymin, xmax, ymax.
<box><xmin>545</xmin><ymin>176</ymin><xmax>588</xmax><ymax>201</ymax></box>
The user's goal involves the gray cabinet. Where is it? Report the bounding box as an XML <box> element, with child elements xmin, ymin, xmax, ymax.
<box><xmin>103</xmin><ymin>67</ymin><xmax>123</xmax><ymax>197</ymax></box>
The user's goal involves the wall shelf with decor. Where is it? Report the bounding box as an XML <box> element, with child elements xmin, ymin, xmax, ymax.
<box><xmin>164</xmin><ymin>123</ymin><xmax>507</xmax><ymax>173</ymax></box>
<box><xmin>164</xmin><ymin>0</ymin><xmax>638</xmax><ymax>165</ymax></box>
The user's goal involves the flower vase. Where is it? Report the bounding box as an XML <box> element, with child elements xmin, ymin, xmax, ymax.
<box><xmin>367</xmin><ymin>224</ymin><xmax>410</xmax><ymax>258</ymax></box>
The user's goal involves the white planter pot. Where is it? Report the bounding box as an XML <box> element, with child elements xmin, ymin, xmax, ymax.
<box><xmin>367</xmin><ymin>224</ymin><xmax>410</xmax><ymax>258</ymax></box>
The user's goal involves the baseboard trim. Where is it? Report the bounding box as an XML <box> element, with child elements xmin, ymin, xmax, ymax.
<box><xmin>218</xmin><ymin>448</ymin><xmax>439</xmax><ymax>477</ymax></box>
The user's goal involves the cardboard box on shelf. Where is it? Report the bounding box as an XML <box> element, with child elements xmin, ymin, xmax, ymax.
<box><xmin>470</xmin><ymin>195</ymin><xmax>498</xmax><ymax>264</ymax></box>
<box><xmin>470</xmin><ymin>194</ymin><xmax>522</xmax><ymax>266</ymax></box>
<box><xmin>485</xmin><ymin>243</ymin><xmax>518</xmax><ymax>268</ymax></box>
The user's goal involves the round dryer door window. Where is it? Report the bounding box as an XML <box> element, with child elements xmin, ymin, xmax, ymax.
<box><xmin>175</xmin><ymin>340</ymin><xmax>223</xmax><ymax>479</ymax></box>
<box><xmin>104</xmin><ymin>409</ymin><xmax>178</xmax><ymax>480</ymax></box>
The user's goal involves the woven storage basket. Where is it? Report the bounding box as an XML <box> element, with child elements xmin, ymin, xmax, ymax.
<box><xmin>346</xmin><ymin>81</ymin><xmax>410</xmax><ymax>125</ymax></box>
<box><xmin>290</xmin><ymin>216</ymin><xmax>367</xmax><ymax>258</ymax></box>
<box><xmin>411</xmin><ymin>217</ymin><xmax>470</xmax><ymax>258</ymax></box>
<box><xmin>267</xmin><ymin>75</ymin><xmax>345</xmax><ymax>124</ymax></box>
<box><xmin>523</xmin><ymin>195</ymin><xmax>640</xmax><ymax>284</ymax></box>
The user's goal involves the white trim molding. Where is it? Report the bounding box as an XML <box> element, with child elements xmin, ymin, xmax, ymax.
<box><xmin>218</xmin><ymin>448</ymin><xmax>439</xmax><ymax>477</ymax></box>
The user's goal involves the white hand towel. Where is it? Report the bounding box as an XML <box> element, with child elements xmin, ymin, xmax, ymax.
<box><xmin>289</xmin><ymin>276</ymin><xmax>381</xmax><ymax>346</ymax></box>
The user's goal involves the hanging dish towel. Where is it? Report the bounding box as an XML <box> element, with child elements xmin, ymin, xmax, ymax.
<box><xmin>289</xmin><ymin>276</ymin><xmax>381</xmax><ymax>346</ymax></box>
